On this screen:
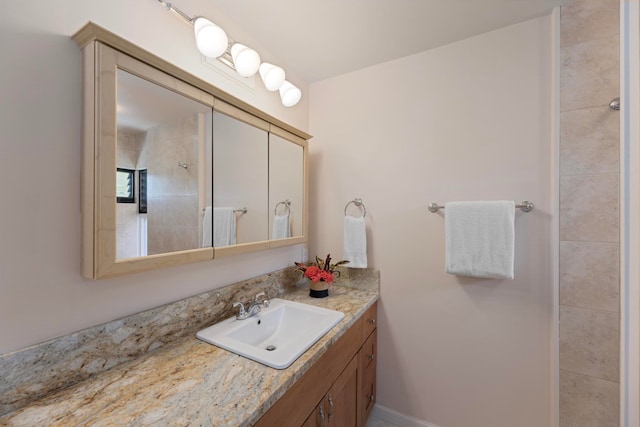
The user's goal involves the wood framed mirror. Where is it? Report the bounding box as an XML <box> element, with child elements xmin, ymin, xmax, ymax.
<box><xmin>74</xmin><ymin>23</ymin><xmax>309</xmax><ymax>279</ymax></box>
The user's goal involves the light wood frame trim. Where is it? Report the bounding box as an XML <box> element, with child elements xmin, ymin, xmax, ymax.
<box><xmin>89</xmin><ymin>43</ymin><xmax>214</xmax><ymax>279</ymax></box>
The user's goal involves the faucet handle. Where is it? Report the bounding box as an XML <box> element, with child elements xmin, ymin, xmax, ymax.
<box><xmin>255</xmin><ymin>291</ymin><xmax>269</xmax><ymax>307</ymax></box>
<box><xmin>232</xmin><ymin>302</ymin><xmax>246</xmax><ymax>318</ymax></box>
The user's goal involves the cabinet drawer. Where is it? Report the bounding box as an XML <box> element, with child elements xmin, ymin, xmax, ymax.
<box><xmin>359</xmin><ymin>331</ymin><xmax>376</xmax><ymax>387</ymax></box>
<box><xmin>361</xmin><ymin>375</ymin><xmax>376</xmax><ymax>422</ymax></box>
<box><xmin>361</xmin><ymin>302</ymin><xmax>377</xmax><ymax>341</ymax></box>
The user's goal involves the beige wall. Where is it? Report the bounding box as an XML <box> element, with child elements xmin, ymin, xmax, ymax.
<box><xmin>558</xmin><ymin>0</ymin><xmax>621</xmax><ymax>425</ymax></box>
<box><xmin>309</xmin><ymin>16</ymin><xmax>553</xmax><ymax>427</ymax></box>
<box><xmin>0</xmin><ymin>0</ymin><xmax>308</xmax><ymax>354</ymax></box>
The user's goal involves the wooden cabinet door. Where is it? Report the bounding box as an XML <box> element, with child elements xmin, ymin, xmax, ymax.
<box><xmin>326</xmin><ymin>355</ymin><xmax>358</xmax><ymax>426</ymax></box>
<box><xmin>302</xmin><ymin>402</ymin><xmax>326</xmax><ymax>427</ymax></box>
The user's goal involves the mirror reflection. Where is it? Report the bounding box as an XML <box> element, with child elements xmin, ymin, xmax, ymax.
<box><xmin>212</xmin><ymin>110</ymin><xmax>268</xmax><ymax>246</ymax></box>
<box><xmin>269</xmin><ymin>133</ymin><xmax>304</xmax><ymax>239</ymax></box>
<box><xmin>116</xmin><ymin>69</ymin><xmax>212</xmax><ymax>260</ymax></box>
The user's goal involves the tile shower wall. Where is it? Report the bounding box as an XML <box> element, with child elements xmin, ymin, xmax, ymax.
<box><xmin>116</xmin><ymin>131</ymin><xmax>142</xmax><ymax>259</ymax></box>
<box><xmin>559</xmin><ymin>0</ymin><xmax>620</xmax><ymax>425</ymax></box>
<box><xmin>137</xmin><ymin>114</ymin><xmax>202</xmax><ymax>255</ymax></box>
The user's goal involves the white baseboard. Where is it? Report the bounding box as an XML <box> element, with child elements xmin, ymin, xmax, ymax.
<box><xmin>371</xmin><ymin>404</ymin><xmax>440</xmax><ymax>427</ymax></box>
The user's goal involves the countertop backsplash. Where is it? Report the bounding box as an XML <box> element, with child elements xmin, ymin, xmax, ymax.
<box><xmin>0</xmin><ymin>266</ymin><xmax>379</xmax><ymax>417</ymax></box>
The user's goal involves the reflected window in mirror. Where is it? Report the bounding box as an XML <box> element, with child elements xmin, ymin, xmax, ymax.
<box><xmin>138</xmin><ymin>169</ymin><xmax>147</xmax><ymax>214</ymax></box>
<box><xmin>116</xmin><ymin>168</ymin><xmax>135</xmax><ymax>203</ymax></box>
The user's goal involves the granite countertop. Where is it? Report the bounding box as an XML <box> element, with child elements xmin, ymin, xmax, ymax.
<box><xmin>0</xmin><ymin>285</ymin><xmax>377</xmax><ymax>427</ymax></box>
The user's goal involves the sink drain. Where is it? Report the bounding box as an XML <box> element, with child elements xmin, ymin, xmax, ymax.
<box><xmin>265</xmin><ymin>344</ymin><xmax>276</xmax><ymax>351</ymax></box>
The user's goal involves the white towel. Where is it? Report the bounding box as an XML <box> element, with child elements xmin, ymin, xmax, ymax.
<box><xmin>272</xmin><ymin>214</ymin><xmax>290</xmax><ymax>240</ymax></box>
<box><xmin>343</xmin><ymin>216</ymin><xmax>367</xmax><ymax>268</ymax></box>
<box><xmin>202</xmin><ymin>206</ymin><xmax>212</xmax><ymax>247</ymax></box>
<box><xmin>445</xmin><ymin>201</ymin><xmax>515</xmax><ymax>279</ymax></box>
<box><xmin>213</xmin><ymin>207</ymin><xmax>236</xmax><ymax>247</ymax></box>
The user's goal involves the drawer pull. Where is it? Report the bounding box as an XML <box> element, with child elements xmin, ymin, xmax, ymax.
<box><xmin>368</xmin><ymin>393</ymin><xmax>374</xmax><ymax>401</ymax></box>
<box><xmin>318</xmin><ymin>405</ymin><xmax>326</xmax><ymax>426</ymax></box>
<box><xmin>367</xmin><ymin>353</ymin><xmax>375</xmax><ymax>361</ymax></box>
<box><xmin>327</xmin><ymin>394</ymin><xmax>334</xmax><ymax>422</ymax></box>
<box><xmin>368</xmin><ymin>318</ymin><xmax>376</xmax><ymax>325</ymax></box>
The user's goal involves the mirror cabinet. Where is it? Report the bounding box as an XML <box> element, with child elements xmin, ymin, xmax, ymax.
<box><xmin>73</xmin><ymin>23</ymin><xmax>309</xmax><ymax>279</ymax></box>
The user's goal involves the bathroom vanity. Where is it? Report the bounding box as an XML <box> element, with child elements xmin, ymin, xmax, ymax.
<box><xmin>0</xmin><ymin>268</ymin><xmax>378</xmax><ymax>427</ymax></box>
<box><xmin>255</xmin><ymin>301</ymin><xmax>377</xmax><ymax>426</ymax></box>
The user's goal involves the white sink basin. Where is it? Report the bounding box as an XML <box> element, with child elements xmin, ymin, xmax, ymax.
<box><xmin>196</xmin><ymin>298</ymin><xmax>344</xmax><ymax>369</ymax></box>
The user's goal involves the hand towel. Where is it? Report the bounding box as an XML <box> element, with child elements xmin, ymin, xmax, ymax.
<box><xmin>445</xmin><ymin>201</ymin><xmax>515</xmax><ymax>279</ymax></box>
<box><xmin>343</xmin><ymin>215</ymin><xmax>367</xmax><ymax>268</ymax></box>
<box><xmin>213</xmin><ymin>207</ymin><xmax>236</xmax><ymax>247</ymax></box>
<box><xmin>202</xmin><ymin>206</ymin><xmax>213</xmax><ymax>247</ymax></box>
<box><xmin>272</xmin><ymin>214</ymin><xmax>290</xmax><ymax>240</ymax></box>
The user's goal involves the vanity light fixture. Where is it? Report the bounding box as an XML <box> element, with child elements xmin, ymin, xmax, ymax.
<box><xmin>279</xmin><ymin>81</ymin><xmax>302</xmax><ymax>107</ymax></box>
<box><xmin>157</xmin><ymin>0</ymin><xmax>301</xmax><ymax>107</ymax></box>
<box><xmin>259</xmin><ymin>63</ymin><xmax>286</xmax><ymax>91</ymax></box>
<box><xmin>230</xmin><ymin>43</ymin><xmax>261</xmax><ymax>77</ymax></box>
<box><xmin>193</xmin><ymin>17</ymin><xmax>228</xmax><ymax>58</ymax></box>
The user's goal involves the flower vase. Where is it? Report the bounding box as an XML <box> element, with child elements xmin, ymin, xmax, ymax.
<box><xmin>309</xmin><ymin>280</ymin><xmax>329</xmax><ymax>298</ymax></box>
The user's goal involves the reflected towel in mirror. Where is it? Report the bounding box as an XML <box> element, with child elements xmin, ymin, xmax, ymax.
<box><xmin>202</xmin><ymin>206</ymin><xmax>213</xmax><ymax>247</ymax></box>
<box><xmin>272</xmin><ymin>214</ymin><xmax>290</xmax><ymax>239</ymax></box>
<box><xmin>203</xmin><ymin>206</ymin><xmax>237</xmax><ymax>247</ymax></box>
<box><xmin>213</xmin><ymin>207</ymin><xmax>237</xmax><ymax>247</ymax></box>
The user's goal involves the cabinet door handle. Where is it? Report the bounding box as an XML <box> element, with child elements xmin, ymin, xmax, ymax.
<box><xmin>368</xmin><ymin>393</ymin><xmax>375</xmax><ymax>402</ymax></box>
<box><xmin>369</xmin><ymin>318</ymin><xmax>376</xmax><ymax>325</ymax></box>
<box><xmin>318</xmin><ymin>404</ymin><xmax>326</xmax><ymax>426</ymax></box>
<box><xmin>367</xmin><ymin>353</ymin><xmax>375</xmax><ymax>361</ymax></box>
<box><xmin>327</xmin><ymin>393</ymin><xmax>334</xmax><ymax>422</ymax></box>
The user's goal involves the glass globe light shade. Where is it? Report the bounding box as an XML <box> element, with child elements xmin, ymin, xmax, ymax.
<box><xmin>193</xmin><ymin>16</ymin><xmax>210</xmax><ymax>35</ymax></box>
<box><xmin>193</xmin><ymin>17</ymin><xmax>228</xmax><ymax>58</ymax></box>
<box><xmin>230</xmin><ymin>43</ymin><xmax>261</xmax><ymax>77</ymax></box>
<box><xmin>259</xmin><ymin>62</ymin><xmax>286</xmax><ymax>91</ymax></box>
<box><xmin>279</xmin><ymin>81</ymin><xmax>302</xmax><ymax>107</ymax></box>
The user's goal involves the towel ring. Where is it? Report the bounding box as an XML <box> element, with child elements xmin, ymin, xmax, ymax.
<box><xmin>344</xmin><ymin>198</ymin><xmax>367</xmax><ymax>218</ymax></box>
<box><xmin>274</xmin><ymin>199</ymin><xmax>291</xmax><ymax>216</ymax></box>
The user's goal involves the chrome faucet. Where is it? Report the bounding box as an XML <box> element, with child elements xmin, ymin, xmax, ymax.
<box><xmin>233</xmin><ymin>292</ymin><xmax>270</xmax><ymax>320</ymax></box>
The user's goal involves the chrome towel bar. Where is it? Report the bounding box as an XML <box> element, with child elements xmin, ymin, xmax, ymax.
<box><xmin>427</xmin><ymin>201</ymin><xmax>534</xmax><ymax>213</ymax></box>
<box><xmin>202</xmin><ymin>207</ymin><xmax>248</xmax><ymax>214</ymax></box>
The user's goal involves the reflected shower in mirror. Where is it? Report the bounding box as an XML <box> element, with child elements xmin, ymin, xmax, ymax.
<box><xmin>116</xmin><ymin>69</ymin><xmax>213</xmax><ymax>260</ymax></box>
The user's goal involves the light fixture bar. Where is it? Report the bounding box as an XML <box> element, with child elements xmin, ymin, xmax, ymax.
<box><xmin>157</xmin><ymin>0</ymin><xmax>193</xmax><ymax>24</ymax></box>
<box><xmin>158</xmin><ymin>0</ymin><xmax>238</xmax><ymax>71</ymax></box>
<box><xmin>217</xmin><ymin>51</ymin><xmax>236</xmax><ymax>70</ymax></box>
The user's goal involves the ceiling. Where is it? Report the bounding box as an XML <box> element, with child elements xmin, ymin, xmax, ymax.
<box><xmin>205</xmin><ymin>0</ymin><xmax>571</xmax><ymax>83</ymax></box>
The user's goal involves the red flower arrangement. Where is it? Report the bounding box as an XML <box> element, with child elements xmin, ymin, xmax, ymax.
<box><xmin>295</xmin><ymin>254</ymin><xmax>349</xmax><ymax>284</ymax></box>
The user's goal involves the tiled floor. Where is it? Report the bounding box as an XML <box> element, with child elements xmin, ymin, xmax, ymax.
<box><xmin>366</xmin><ymin>415</ymin><xmax>401</xmax><ymax>427</ymax></box>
